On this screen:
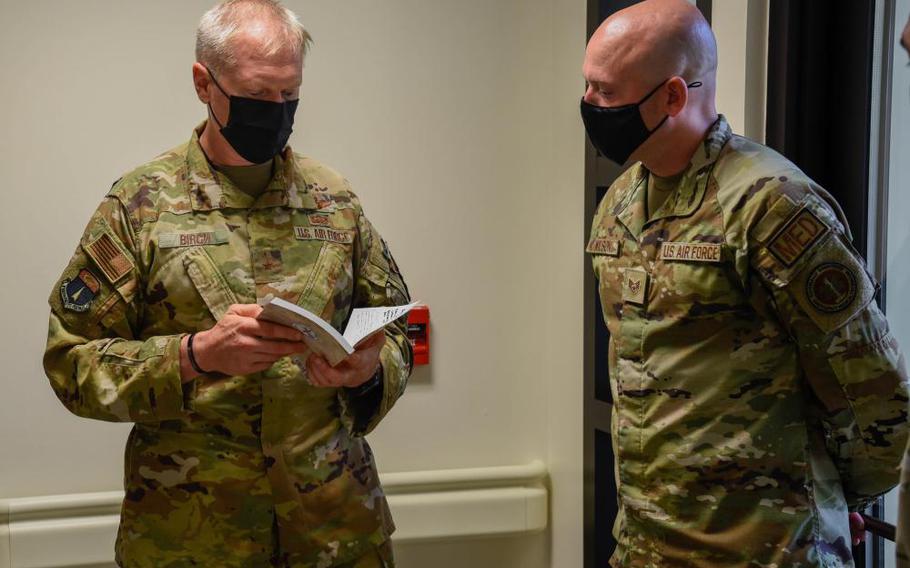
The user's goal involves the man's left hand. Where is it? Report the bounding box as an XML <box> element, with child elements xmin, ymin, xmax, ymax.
<box><xmin>306</xmin><ymin>330</ymin><xmax>386</xmax><ymax>388</ymax></box>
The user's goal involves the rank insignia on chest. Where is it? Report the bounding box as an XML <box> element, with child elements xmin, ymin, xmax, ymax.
<box><xmin>60</xmin><ymin>269</ymin><xmax>101</xmax><ymax>312</ymax></box>
<box><xmin>307</xmin><ymin>214</ymin><xmax>331</xmax><ymax>227</ymax></box>
<box><xmin>586</xmin><ymin>237</ymin><xmax>620</xmax><ymax>256</ymax></box>
<box><xmin>314</xmin><ymin>193</ymin><xmax>336</xmax><ymax>211</ymax></box>
<box><xmin>659</xmin><ymin>241</ymin><xmax>722</xmax><ymax>263</ymax></box>
<box><xmin>622</xmin><ymin>268</ymin><xmax>649</xmax><ymax>305</ymax></box>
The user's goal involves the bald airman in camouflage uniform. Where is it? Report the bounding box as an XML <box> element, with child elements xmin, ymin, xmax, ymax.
<box><xmin>43</xmin><ymin>1</ymin><xmax>410</xmax><ymax>567</ymax></box>
<box><xmin>583</xmin><ymin>1</ymin><xmax>908</xmax><ymax>566</ymax></box>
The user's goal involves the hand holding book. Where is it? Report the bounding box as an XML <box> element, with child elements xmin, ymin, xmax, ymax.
<box><xmin>306</xmin><ymin>329</ymin><xmax>386</xmax><ymax>389</ymax></box>
<box><xmin>257</xmin><ymin>296</ymin><xmax>419</xmax><ymax>366</ymax></box>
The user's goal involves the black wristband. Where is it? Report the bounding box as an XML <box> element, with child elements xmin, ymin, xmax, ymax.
<box><xmin>346</xmin><ymin>366</ymin><xmax>382</xmax><ymax>397</ymax></box>
<box><xmin>187</xmin><ymin>333</ymin><xmax>208</xmax><ymax>374</ymax></box>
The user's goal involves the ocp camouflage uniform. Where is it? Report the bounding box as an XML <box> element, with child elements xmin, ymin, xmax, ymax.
<box><xmin>43</xmin><ymin>124</ymin><xmax>412</xmax><ymax>568</ymax></box>
<box><xmin>587</xmin><ymin>116</ymin><xmax>909</xmax><ymax>567</ymax></box>
<box><xmin>898</xmin><ymin>445</ymin><xmax>910</xmax><ymax>566</ymax></box>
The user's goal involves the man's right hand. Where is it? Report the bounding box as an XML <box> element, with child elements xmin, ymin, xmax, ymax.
<box><xmin>180</xmin><ymin>303</ymin><xmax>306</xmax><ymax>381</ymax></box>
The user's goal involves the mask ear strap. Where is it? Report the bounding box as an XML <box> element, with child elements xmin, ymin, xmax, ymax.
<box><xmin>639</xmin><ymin>79</ymin><xmax>703</xmax><ymax>105</ymax></box>
<box><xmin>644</xmin><ymin>80</ymin><xmax>703</xmax><ymax>133</ymax></box>
<box><xmin>637</xmin><ymin>80</ymin><xmax>669</xmax><ymax>105</ymax></box>
<box><xmin>203</xmin><ymin>65</ymin><xmax>229</xmax><ymax>129</ymax></box>
<box><xmin>204</xmin><ymin>66</ymin><xmax>230</xmax><ymax>98</ymax></box>
<box><xmin>647</xmin><ymin>115</ymin><xmax>670</xmax><ymax>134</ymax></box>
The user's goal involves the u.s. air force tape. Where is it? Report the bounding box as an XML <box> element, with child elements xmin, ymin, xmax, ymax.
<box><xmin>659</xmin><ymin>242</ymin><xmax>722</xmax><ymax>263</ymax></box>
<box><xmin>293</xmin><ymin>226</ymin><xmax>354</xmax><ymax>244</ymax></box>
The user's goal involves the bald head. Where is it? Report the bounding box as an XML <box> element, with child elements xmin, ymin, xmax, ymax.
<box><xmin>584</xmin><ymin>0</ymin><xmax>717</xmax><ymax>101</ymax></box>
<box><xmin>581</xmin><ymin>0</ymin><xmax>720</xmax><ymax>175</ymax></box>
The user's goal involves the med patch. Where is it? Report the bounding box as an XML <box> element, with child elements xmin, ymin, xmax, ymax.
<box><xmin>767</xmin><ymin>206</ymin><xmax>829</xmax><ymax>267</ymax></box>
<box><xmin>60</xmin><ymin>268</ymin><xmax>101</xmax><ymax>312</ymax></box>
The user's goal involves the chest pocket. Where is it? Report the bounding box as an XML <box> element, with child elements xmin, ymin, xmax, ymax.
<box><xmin>183</xmin><ymin>247</ymin><xmax>239</xmax><ymax>322</ymax></box>
<box><xmin>587</xmin><ymin>228</ymin><xmax>629</xmax><ymax>325</ymax></box>
<box><xmin>260</xmin><ymin>212</ymin><xmax>356</xmax><ymax>327</ymax></box>
<box><xmin>650</xmin><ymin>242</ymin><xmax>745</xmax><ymax>319</ymax></box>
<box><xmin>141</xmin><ymin>214</ymin><xmax>241</xmax><ymax>334</ymax></box>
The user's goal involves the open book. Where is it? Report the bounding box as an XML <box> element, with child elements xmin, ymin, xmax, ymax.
<box><xmin>258</xmin><ymin>297</ymin><xmax>419</xmax><ymax>366</ymax></box>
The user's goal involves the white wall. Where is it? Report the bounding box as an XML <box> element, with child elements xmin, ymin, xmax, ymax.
<box><xmin>713</xmin><ymin>0</ymin><xmax>769</xmax><ymax>141</ymax></box>
<box><xmin>0</xmin><ymin>1</ymin><xmax>586</xmax><ymax>567</ymax></box>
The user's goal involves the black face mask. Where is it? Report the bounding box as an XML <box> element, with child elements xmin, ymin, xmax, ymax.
<box><xmin>206</xmin><ymin>67</ymin><xmax>298</xmax><ymax>164</ymax></box>
<box><xmin>580</xmin><ymin>79</ymin><xmax>701</xmax><ymax>165</ymax></box>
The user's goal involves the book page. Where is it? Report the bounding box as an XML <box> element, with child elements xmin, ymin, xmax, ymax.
<box><xmin>343</xmin><ymin>302</ymin><xmax>420</xmax><ymax>346</ymax></box>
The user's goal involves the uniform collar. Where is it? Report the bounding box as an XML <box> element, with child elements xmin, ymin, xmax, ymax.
<box><xmin>185</xmin><ymin>122</ymin><xmax>320</xmax><ymax>211</ymax></box>
<box><xmin>615</xmin><ymin>115</ymin><xmax>732</xmax><ymax>237</ymax></box>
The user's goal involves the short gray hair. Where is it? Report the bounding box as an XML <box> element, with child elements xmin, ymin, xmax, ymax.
<box><xmin>196</xmin><ymin>0</ymin><xmax>312</xmax><ymax>72</ymax></box>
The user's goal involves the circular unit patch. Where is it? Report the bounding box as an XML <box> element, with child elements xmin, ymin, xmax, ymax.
<box><xmin>806</xmin><ymin>262</ymin><xmax>857</xmax><ymax>313</ymax></box>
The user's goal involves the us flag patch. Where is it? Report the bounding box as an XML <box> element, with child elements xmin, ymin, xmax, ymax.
<box><xmin>85</xmin><ymin>232</ymin><xmax>133</xmax><ymax>282</ymax></box>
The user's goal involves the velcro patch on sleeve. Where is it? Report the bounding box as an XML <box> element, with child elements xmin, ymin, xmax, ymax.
<box><xmin>60</xmin><ymin>268</ymin><xmax>101</xmax><ymax>312</ymax></box>
<box><xmin>85</xmin><ymin>232</ymin><xmax>134</xmax><ymax>283</ymax></box>
<box><xmin>767</xmin><ymin>206</ymin><xmax>829</xmax><ymax>267</ymax></box>
<box><xmin>789</xmin><ymin>237</ymin><xmax>875</xmax><ymax>333</ymax></box>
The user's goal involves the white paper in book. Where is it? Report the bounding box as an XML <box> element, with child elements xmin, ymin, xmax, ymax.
<box><xmin>342</xmin><ymin>303</ymin><xmax>419</xmax><ymax>346</ymax></box>
<box><xmin>257</xmin><ymin>297</ymin><xmax>418</xmax><ymax>366</ymax></box>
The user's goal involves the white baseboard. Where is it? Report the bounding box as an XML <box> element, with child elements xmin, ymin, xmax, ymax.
<box><xmin>0</xmin><ymin>461</ymin><xmax>548</xmax><ymax>568</ymax></box>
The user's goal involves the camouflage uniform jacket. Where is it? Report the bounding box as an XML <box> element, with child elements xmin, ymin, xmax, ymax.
<box><xmin>587</xmin><ymin>116</ymin><xmax>908</xmax><ymax>567</ymax></box>
<box><xmin>43</xmin><ymin>124</ymin><xmax>413</xmax><ymax>567</ymax></box>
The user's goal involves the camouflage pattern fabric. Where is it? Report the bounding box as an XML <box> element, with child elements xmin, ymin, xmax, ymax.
<box><xmin>43</xmin><ymin>123</ymin><xmax>412</xmax><ymax>568</ymax></box>
<box><xmin>899</xmin><ymin>448</ymin><xmax>910</xmax><ymax>566</ymax></box>
<box><xmin>336</xmin><ymin>540</ymin><xmax>394</xmax><ymax>568</ymax></box>
<box><xmin>587</xmin><ymin>116</ymin><xmax>909</xmax><ymax>567</ymax></box>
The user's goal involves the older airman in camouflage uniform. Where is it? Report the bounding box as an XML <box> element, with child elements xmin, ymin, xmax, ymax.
<box><xmin>583</xmin><ymin>1</ymin><xmax>908</xmax><ymax>566</ymax></box>
<box><xmin>43</xmin><ymin>1</ymin><xmax>410</xmax><ymax>566</ymax></box>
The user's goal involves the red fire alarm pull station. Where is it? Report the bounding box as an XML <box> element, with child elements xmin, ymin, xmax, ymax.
<box><xmin>407</xmin><ymin>305</ymin><xmax>430</xmax><ymax>365</ymax></box>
